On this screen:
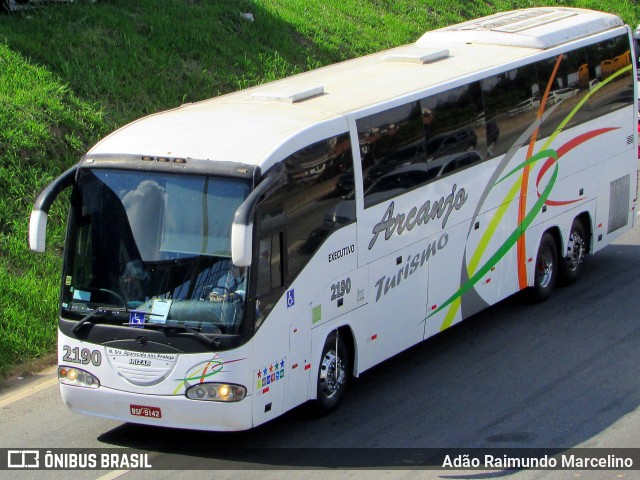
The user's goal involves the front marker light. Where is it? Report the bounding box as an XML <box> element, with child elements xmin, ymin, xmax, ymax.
<box><xmin>185</xmin><ymin>383</ymin><xmax>246</xmax><ymax>402</ymax></box>
<box><xmin>58</xmin><ymin>366</ymin><xmax>100</xmax><ymax>389</ymax></box>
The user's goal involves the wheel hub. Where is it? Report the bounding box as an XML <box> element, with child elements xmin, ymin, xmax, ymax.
<box><xmin>536</xmin><ymin>246</ymin><xmax>554</xmax><ymax>288</ymax></box>
<box><xmin>319</xmin><ymin>350</ymin><xmax>345</xmax><ymax>398</ymax></box>
<box><xmin>566</xmin><ymin>232</ymin><xmax>585</xmax><ymax>271</ymax></box>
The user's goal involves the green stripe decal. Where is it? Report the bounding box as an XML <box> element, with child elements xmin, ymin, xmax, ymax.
<box><xmin>433</xmin><ymin>64</ymin><xmax>632</xmax><ymax>330</ymax></box>
<box><xmin>435</xmin><ymin>163</ymin><xmax>558</xmax><ymax>324</ymax></box>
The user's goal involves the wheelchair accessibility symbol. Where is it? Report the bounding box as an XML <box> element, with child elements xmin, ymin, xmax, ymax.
<box><xmin>129</xmin><ymin>310</ymin><xmax>145</xmax><ymax>328</ymax></box>
<box><xmin>286</xmin><ymin>289</ymin><xmax>295</xmax><ymax>308</ymax></box>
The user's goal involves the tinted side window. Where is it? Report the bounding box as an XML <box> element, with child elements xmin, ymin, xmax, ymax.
<box><xmin>585</xmin><ymin>34</ymin><xmax>634</xmax><ymax>119</ymax></box>
<box><xmin>253</xmin><ymin>134</ymin><xmax>355</xmax><ymax>325</ymax></box>
<box><xmin>256</xmin><ymin>234</ymin><xmax>283</xmax><ymax>297</ymax></box>
<box><xmin>420</xmin><ymin>82</ymin><xmax>485</xmax><ymax>176</ymax></box>
<box><xmin>284</xmin><ymin>133</ymin><xmax>356</xmax><ymax>281</ymax></box>
<box><xmin>482</xmin><ymin>63</ymin><xmax>540</xmax><ymax>159</ymax></box>
<box><xmin>254</xmin><ymin>185</ymin><xmax>286</xmax><ymax>328</ymax></box>
<box><xmin>536</xmin><ymin>49</ymin><xmax>591</xmax><ymax>140</ymax></box>
<box><xmin>357</xmin><ymin>102</ymin><xmax>427</xmax><ymax>207</ymax></box>
<box><xmin>358</xmin><ymin>84</ymin><xmax>487</xmax><ymax>208</ymax></box>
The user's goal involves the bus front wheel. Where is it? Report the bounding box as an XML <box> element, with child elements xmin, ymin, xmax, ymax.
<box><xmin>530</xmin><ymin>232</ymin><xmax>558</xmax><ymax>302</ymax></box>
<box><xmin>314</xmin><ymin>331</ymin><xmax>349</xmax><ymax>415</ymax></box>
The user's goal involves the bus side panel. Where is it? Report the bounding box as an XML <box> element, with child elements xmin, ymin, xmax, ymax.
<box><xmin>593</xmin><ymin>108</ymin><xmax>637</xmax><ymax>248</ymax></box>
<box><xmin>421</xmin><ymin>206</ymin><xmax>518</xmax><ymax>338</ymax></box>
<box><xmin>363</xmin><ymin>240</ymin><xmax>429</xmax><ymax>365</ymax></box>
<box><xmin>286</xmin><ymin>224</ymin><xmax>360</xmax><ymax>408</ymax></box>
<box><xmin>356</xmin><ymin>184</ymin><xmax>475</xmax><ymax>268</ymax></box>
<box><xmin>250</xmin><ymin>230</ymin><xmax>358</xmax><ymax>426</ymax></box>
<box><xmin>463</xmin><ymin>200</ymin><xmax>521</xmax><ymax>314</ymax></box>
<box><xmin>556</xmin><ymin>111</ymin><xmax>633</xmax><ymax>183</ymax></box>
<box><xmin>423</xmin><ymin>222</ymin><xmax>468</xmax><ymax>337</ymax></box>
<box><xmin>354</xmin><ymin>164</ymin><xmax>481</xmax><ymax>364</ymax></box>
<box><xmin>251</xmin><ymin>296</ymin><xmax>290</xmax><ymax>428</ymax></box>
<box><xmin>592</xmin><ymin>151</ymin><xmax>637</xmax><ymax>252</ymax></box>
<box><xmin>416</xmin><ymin>157</ymin><xmax>521</xmax><ymax>337</ymax></box>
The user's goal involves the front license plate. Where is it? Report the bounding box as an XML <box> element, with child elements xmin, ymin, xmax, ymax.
<box><xmin>130</xmin><ymin>404</ymin><xmax>162</xmax><ymax>419</ymax></box>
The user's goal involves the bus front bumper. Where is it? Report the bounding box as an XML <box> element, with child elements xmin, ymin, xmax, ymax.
<box><xmin>60</xmin><ymin>383</ymin><xmax>254</xmax><ymax>432</ymax></box>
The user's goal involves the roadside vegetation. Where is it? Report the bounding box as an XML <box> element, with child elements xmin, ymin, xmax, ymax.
<box><xmin>0</xmin><ymin>0</ymin><xmax>638</xmax><ymax>377</ymax></box>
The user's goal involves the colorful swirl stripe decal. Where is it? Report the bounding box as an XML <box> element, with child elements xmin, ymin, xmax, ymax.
<box><xmin>172</xmin><ymin>355</ymin><xmax>245</xmax><ymax>394</ymax></box>
<box><xmin>518</xmin><ymin>54</ymin><xmax>565</xmax><ymax>289</ymax></box>
<box><xmin>436</xmin><ymin>153</ymin><xmax>558</xmax><ymax>328</ymax></box>
<box><xmin>434</xmin><ymin>61</ymin><xmax>632</xmax><ymax>331</ymax></box>
<box><xmin>467</xmin><ymin>178</ymin><xmax>523</xmax><ymax>278</ymax></box>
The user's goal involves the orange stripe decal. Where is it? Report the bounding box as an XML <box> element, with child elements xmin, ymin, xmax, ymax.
<box><xmin>517</xmin><ymin>54</ymin><xmax>564</xmax><ymax>289</ymax></box>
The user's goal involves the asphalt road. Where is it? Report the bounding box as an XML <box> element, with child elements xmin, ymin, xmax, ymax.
<box><xmin>1</xmin><ymin>225</ymin><xmax>640</xmax><ymax>480</ymax></box>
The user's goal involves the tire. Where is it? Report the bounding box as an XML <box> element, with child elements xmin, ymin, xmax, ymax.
<box><xmin>314</xmin><ymin>331</ymin><xmax>349</xmax><ymax>415</ymax></box>
<box><xmin>559</xmin><ymin>220</ymin><xmax>587</xmax><ymax>285</ymax></box>
<box><xmin>530</xmin><ymin>232</ymin><xmax>558</xmax><ymax>302</ymax></box>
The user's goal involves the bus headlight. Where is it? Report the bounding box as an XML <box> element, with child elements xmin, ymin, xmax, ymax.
<box><xmin>185</xmin><ymin>383</ymin><xmax>246</xmax><ymax>402</ymax></box>
<box><xmin>58</xmin><ymin>366</ymin><xmax>100</xmax><ymax>389</ymax></box>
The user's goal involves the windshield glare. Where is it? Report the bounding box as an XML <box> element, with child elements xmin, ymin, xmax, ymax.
<box><xmin>62</xmin><ymin>169</ymin><xmax>251</xmax><ymax>336</ymax></box>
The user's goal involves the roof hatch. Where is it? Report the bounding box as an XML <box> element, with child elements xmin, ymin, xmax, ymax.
<box><xmin>382</xmin><ymin>47</ymin><xmax>449</xmax><ymax>64</ymax></box>
<box><xmin>250</xmin><ymin>85</ymin><xmax>325</xmax><ymax>103</ymax></box>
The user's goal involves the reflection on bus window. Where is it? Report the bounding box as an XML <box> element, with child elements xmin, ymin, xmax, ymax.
<box><xmin>284</xmin><ymin>133</ymin><xmax>355</xmax><ymax>280</ymax></box>
<box><xmin>358</xmin><ymin>83</ymin><xmax>486</xmax><ymax>208</ymax></box>
<box><xmin>420</xmin><ymin>82</ymin><xmax>484</xmax><ymax>163</ymax></box>
<box><xmin>585</xmin><ymin>34</ymin><xmax>634</xmax><ymax>119</ymax></box>
<box><xmin>536</xmin><ymin>48</ymin><xmax>590</xmax><ymax>139</ymax></box>
<box><xmin>482</xmin><ymin>63</ymin><xmax>539</xmax><ymax>158</ymax></box>
<box><xmin>358</xmin><ymin>101</ymin><xmax>426</xmax><ymax>207</ymax></box>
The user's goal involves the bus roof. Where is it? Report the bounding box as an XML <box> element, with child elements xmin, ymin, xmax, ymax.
<box><xmin>87</xmin><ymin>7</ymin><xmax>625</xmax><ymax>171</ymax></box>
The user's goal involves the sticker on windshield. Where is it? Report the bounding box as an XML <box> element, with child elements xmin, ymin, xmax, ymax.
<box><xmin>72</xmin><ymin>289</ymin><xmax>90</xmax><ymax>301</ymax></box>
<box><xmin>129</xmin><ymin>310</ymin><xmax>146</xmax><ymax>328</ymax></box>
<box><xmin>147</xmin><ymin>298</ymin><xmax>171</xmax><ymax>324</ymax></box>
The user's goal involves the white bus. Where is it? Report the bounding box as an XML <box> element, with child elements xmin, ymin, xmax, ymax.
<box><xmin>30</xmin><ymin>7</ymin><xmax>637</xmax><ymax>431</ymax></box>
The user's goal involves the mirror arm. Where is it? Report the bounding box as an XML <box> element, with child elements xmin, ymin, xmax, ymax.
<box><xmin>231</xmin><ymin>163</ymin><xmax>286</xmax><ymax>266</ymax></box>
<box><xmin>29</xmin><ymin>165</ymin><xmax>78</xmax><ymax>252</ymax></box>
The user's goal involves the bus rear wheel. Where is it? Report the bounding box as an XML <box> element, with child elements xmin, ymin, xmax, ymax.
<box><xmin>530</xmin><ymin>232</ymin><xmax>558</xmax><ymax>302</ymax></box>
<box><xmin>314</xmin><ymin>331</ymin><xmax>349</xmax><ymax>415</ymax></box>
<box><xmin>559</xmin><ymin>219</ymin><xmax>587</xmax><ymax>285</ymax></box>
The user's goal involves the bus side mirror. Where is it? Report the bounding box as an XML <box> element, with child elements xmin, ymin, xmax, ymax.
<box><xmin>29</xmin><ymin>210</ymin><xmax>49</xmax><ymax>252</ymax></box>
<box><xmin>29</xmin><ymin>165</ymin><xmax>77</xmax><ymax>252</ymax></box>
<box><xmin>231</xmin><ymin>222</ymin><xmax>253</xmax><ymax>267</ymax></box>
<box><xmin>230</xmin><ymin>163</ymin><xmax>286</xmax><ymax>267</ymax></box>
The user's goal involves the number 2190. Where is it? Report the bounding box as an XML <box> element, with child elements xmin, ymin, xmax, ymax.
<box><xmin>331</xmin><ymin>277</ymin><xmax>351</xmax><ymax>301</ymax></box>
<box><xmin>62</xmin><ymin>345</ymin><xmax>102</xmax><ymax>366</ymax></box>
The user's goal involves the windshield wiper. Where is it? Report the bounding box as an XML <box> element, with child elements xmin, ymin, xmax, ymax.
<box><xmin>134</xmin><ymin>323</ymin><xmax>221</xmax><ymax>349</ymax></box>
<box><xmin>72</xmin><ymin>306</ymin><xmax>131</xmax><ymax>333</ymax></box>
<box><xmin>72</xmin><ymin>306</ymin><xmax>220</xmax><ymax>349</ymax></box>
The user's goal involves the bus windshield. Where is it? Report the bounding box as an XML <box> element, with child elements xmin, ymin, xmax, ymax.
<box><xmin>62</xmin><ymin>169</ymin><xmax>251</xmax><ymax>337</ymax></box>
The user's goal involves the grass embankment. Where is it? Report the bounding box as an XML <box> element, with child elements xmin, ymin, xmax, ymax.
<box><xmin>0</xmin><ymin>0</ymin><xmax>638</xmax><ymax>377</ymax></box>
<box><xmin>0</xmin><ymin>43</ymin><xmax>104</xmax><ymax>376</ymax></box>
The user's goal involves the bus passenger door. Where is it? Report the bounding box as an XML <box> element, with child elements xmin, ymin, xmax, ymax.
<box><xmin>252</xmin><ymin>187</ymin><xmax>290</xmax><ymax>425</ymax></box>
<box><xmin>249</xmin><ymin>175</ymin><xmax>319</xmax><ymax>413</ymax></box>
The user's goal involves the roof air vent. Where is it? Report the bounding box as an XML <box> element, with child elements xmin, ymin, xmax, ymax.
<box><xmin>250</xmin><ymin>85</ymin><xmax>324</xmax><ymax>103</ymax></box>
<box><xmin>382</xmin><ymin>47</ymin><xmax>449</xmax><ymax>64</ymax></box>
